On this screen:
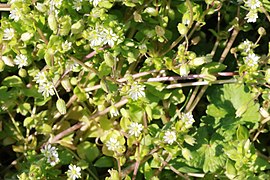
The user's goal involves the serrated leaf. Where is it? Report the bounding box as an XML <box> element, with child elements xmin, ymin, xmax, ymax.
<box><xmin>201</xmin><ymin>143</ymin><xmax>226</xmax><ymax>173</ymax></box>
<box><xmin>206</xmin><ymin>84</ymin><xmax>261</xmax><ymax>125</ymax></box>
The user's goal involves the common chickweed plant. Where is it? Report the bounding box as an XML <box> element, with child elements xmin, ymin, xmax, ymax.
<box><xmin>1</xmin><ymin>0</ymin><xmax>270</xmax><ymax>179</ymax></box>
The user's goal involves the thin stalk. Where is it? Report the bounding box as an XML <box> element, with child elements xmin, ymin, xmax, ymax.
<box><xmin>187</xmin><ymin>27</ymin><xmax>240</xmax><ymax>112</ymax></box>
<box><xmin>260</xmin><ymin>6</ymin><xmax>270</xmax><ymax>23</ymax></box>
<box><xmin>0</xmin><ymin>3</ymin><xmax>10</xmax><ymax>11</ymax></box>
<box><xmin>185</xmin><ymin>86</ymin><xmax>200</xmax><ymax>112</ymax></box>
<box><xmin>166</xmin><ymin>79</ymin><xmax>237</xmax><ymax>89</ymax></box>
<box><xmin>132</xmin><ymin>143</ymin><xmax>141</xmax><ymax>180</ymax></box>
<box><xmin>7</xmin><ymin>110</ymin><xmax>24</xmax><ymax>141</ymax></box>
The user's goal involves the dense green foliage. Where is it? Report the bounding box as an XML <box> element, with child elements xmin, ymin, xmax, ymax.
<box><xmin>1</xmin><ymin>0</ymin><xmax>270</xmax><ymax>179</ymax></box>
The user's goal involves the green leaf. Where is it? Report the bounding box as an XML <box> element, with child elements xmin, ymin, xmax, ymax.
<box><xmin>2</xmin><ymin>75</ymin><xmax>24</xmax><ymax>87</ymax></box>
<box><xmin>170</xmin><ymin>89</ymin><xmax>185</xmax><ymax>105</ymax></box>
<box><xmin>74</xmin><ymin>86</ymin><xmax>88</xmax><ymax>101</ymax></box>
<box><xmin>100</xmin><ymin>116</ymin><xmax>113</xmax><ymax>130</ymax></box>
<box><xmin>58</xmin><ymin>149</ymin><xmax>74</xmax><ymax>165</ymax></box>
<box><xmin>23</xmin><ymin>117</ymin><xmax>35</xmax><ymax>129</ymax></box>
<box><xmin>201</xmin><ymin>143</ymin><xmax>226</xmax><ymax>173</ymax></box>
<box><xmin>236</xmin><ymin>125</ymin><xmax>249</xmax><ymax>141</ymax></box>
<box><xmin>225</xmin><ymin>159</ymin><xmax>237</xmax><ymax>179</ymax></box>
<box><xmin>17</xmin><ymin>103</ymin><xmax>31</xmax><ymax>116</ymax></box>
<box><xmin>71</xmin><ymin>20</ymin><xmax>84</xmax><ymax>34</ymax></box>
<box><xmin>36</xmin><ymin>123</ymin><xmax>52</xmax><ymax>134</ymax></box>
<box><xmin>94</xmin><ymin>156</ymin><xmax>114</xmax><ymax>168</ymax></box>
<box><xmin>98</xmin><ymin>61</ymin><xmax>111</xmax><ymax>78</ymax></box>
<box><xmin>77</xmin><ymin>141</ymin><xmax>100</xmax><ymax>163</ymax></box>
<box><xmin>59</xmin><ymin>15</ymin><xmax>71</xmax><ymax>36</ymax></box>
<box><xmin>206</xmin><ymin>84</ymin><xmax>261</xmax><ymax>125</ymax></box>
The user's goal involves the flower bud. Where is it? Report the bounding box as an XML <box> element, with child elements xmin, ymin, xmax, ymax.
<box><xmin>191</xmin><ymin>36</ymin><xmax>201</xmax><ymax>45</ymax></box>
<box><xmin>61</xmin><ymin>77</ymin><xmax>72</xmax><ymax>92</ymax></box>
<box><xmin>56</xmin><ymin>99</ymin><xmax>67</xmax><ymax>115</ymax></box>
<box><xmin>144</xmin><ymin>7</ymin><xmax>158</xmax><ymax>16</ymax></box>
<box><xmin>155</xmin><ymin>25</ymin><xmax>165</xmax><ymax>37</ymax></box>
<box><xmin>179</xmin><ymin>63</ymin><xmax>190</xmax><ymax>77</ymax></box>
<box><xmin>265</xmin><ymin>68</ymin><xmax>270</xmax><ymax>84</ymax></box>
<box><xmin>70</xmin><ymin>77</ymin><xmax>78</xmax><ymax>85</ymax></box>
<box><xmin>48</xmin><ymin>14</ymin><xmax>58</xmax><ymax>34</ymax></box>
<box><xmin>258</xmin><ymin>27</ymin><xmax>266</xmax><ymax>36</ymax></box>
<box><xmin>1</xmin><ymin>56</ymin><xmax>14</xmax><ymax>67</ymax></box>
<box><xmin>177</xmin><ymin>23</ymin><xmax>188</xmax><ymax>35</ymax></box>
<box><xmin>182</xmin><ymin>148</ymin><xmax>192</xmax><ymax>161</ymax></box>
<box><xmin>18</xmin><ymin>68</ymin><xmax>27</xmax><ymax>78</ymax></box>
<box><xmin>110</xmin><ymin>105</ymin><xmax>119</xmax><ymax>117</ymax></box>
<box><xmin>260</xmin><ymin>107</ymin><xmax>269</xmax><ymax>118</ymax></box>
<box><xmin>235</xmin><ymin>105</ymin><xmax>248</xmax><ymax>118</ymax></box>
<box><xmin>0</xmin><ymin>60</ymin><xmax>5</xmax><ymax>72</ymax></box>
<box><xmin>21</xmin><ymin>32</ymin><xmax>33</xmax><ymax>42</ymax></box>
<box><xmin>133</xmin><ymin>11</ymin><xmax>143</xmax><ymax>22</ymax></box>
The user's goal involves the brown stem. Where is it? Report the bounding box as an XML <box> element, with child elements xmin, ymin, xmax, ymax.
<box><xmin>50</xmin><ymin>98</ymin><xmax>128</xmax><ymax>144</ymax></box>
<box><xmin>0</xmin><ymin>3</ymin><xmax>10</xmax><ymax>11</ymax></box>
<box><xmin>186</xmin><ymin>27</ymin><xmax>240</xmax><ymax>112</ymax></box>
<box><xmin>83</xmin><ymin>46</ymin><xmax>107</xmax><ymax>61</ymax></box>
<box><xmin>37</xmin><ymin>28</ymin><xmax>49</xmax><ymax>45</ymax></box>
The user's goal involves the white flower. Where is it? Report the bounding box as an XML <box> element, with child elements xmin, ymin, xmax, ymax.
<box><xmin>244</xmin><ymin>52</ymin><xmax>260</xmax><ymax>67</ymax></box>
<box><xmin>62</xmin><ymin>40</ymin><xmax>72</xmax><ymax>52</ymax></box>
<box><xmin>34</xmin><ymin>72</ymin><xmax>48</xmax><ymax>84</ymax></box>
<box><xmin>104</xmin><ymin>28</ymin><xmax>118</xmax><ymax>47</ymax></box>
<box><xmin>41</xmin><ymin>144</ymin><xmax>60</xmax><ymax>166</ymax></box>
<box><xmin>245</xmin><ymin>10</ymin><xmax>258</xmax><ymax>23</ymax></box>
<box><xmin>182</xmin><ymin>112</ymin><xmax>195</xmax><ymax>129</ymax></box>
<box><xmin>66</xmin><ymin>164</ymin><xmax>82</xmax><ymax>180</ymax></box>
<box><xmin>73</xmin><ymin>0</ymin><xmax>82</xmax><ymax>11</ymax></box>
<box><xmin>128</xmin><ymin>83</ymin><xmax>145</xmax><ymax>101</ymax></box>
<box><xmin>65</xmin><ymin>60</ymin><xmax>79</xmax><ymax>71</ymax></box>
<box><xmin>38</xmin><ymin>81</ymin><xmax>55</xmax><ymax>98</ymax></box>
<box><xmin>89</xmin><ymin>0</ymin><xmax>102</xmax><ymax>7</ymax></box>
<box><xmin>89</xmin><ymin>26</ymin><xmax>106</xmax><ymax>48</ymax></box>
<box><xmin>106</xmin><ymin>137</ymin><xmax>120</xmax><ymax>151</ymax></box>
<box><xmin>14</xmin><ymin>54</ymin><xmax>28</xmax><ymax>68</ymax></box>
<box><xmin>9</xmin><ymin>8</ymin><xmax>21</xmax><ymax>22</ymax></box>
<box><xmin>128</xmin><ymin>122</ymin><xmax>143</xmax><ymax>137</ymax></box>
<box><xmin>51</xmin><ymin>0</ymin><xmax>63</xmax><ymax>8</ymax></box>
<box><xmin>21</xmin><ymin>32</ymin><xmax>33</xmax><ymax>42</ymax></box>
<box><xmin>109</xmin><ymin>105</ymin><xmax>119</xmax><ymax>117</ymax></box>
<box><xmin>36</xmin><ymin>3</ymin><xmax>47</xmax><ymax>12</ymax></box>
<box><xmin>3</xmin><ymin>28</ymin><xmax>15</xmax><ymax>41</ymax></box>
<box><xmin>163</xmin><ymin>131</ymin><xmax>177</xmax><ymax>145</ymax></box>
<box><xmin>239</xmin><ymin>40</ymin><xmax>255</xmax><ymax>53</ymax></box>
<box><xmin>245</xmin><ymin>0</ymin><xmax>261</xmax><ymax>9</ymax></box>
<box><xmin>88</xmin><ymin>26</ymin><xmax>120</xmax><ymax>48</ymax></box>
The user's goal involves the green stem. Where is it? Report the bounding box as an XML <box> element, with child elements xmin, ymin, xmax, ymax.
<box><xmin>7</xmin><ymin>110</ymin><xmax>24</xmax><ymax>141</ymax></box>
